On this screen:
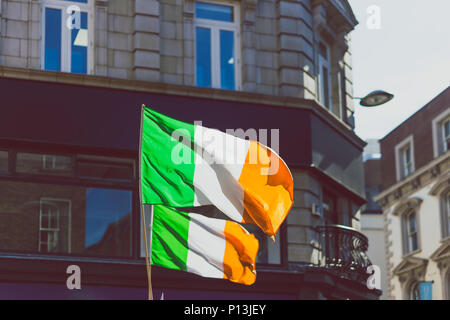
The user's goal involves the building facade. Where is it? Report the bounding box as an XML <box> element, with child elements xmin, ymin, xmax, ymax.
<box><xmin>0</xmin><ymin>0</ymin><xmax>380</xmax><ymax>299</ymax></box>
<box><xmin>375</xmin><ymin>87</ymin><xmax>450</xmax><ymax>300</ymax></box>
<box><xmin>360</xmin><ymin>139</ymin><xmax>387</xmax><ymax>299</ymax></box>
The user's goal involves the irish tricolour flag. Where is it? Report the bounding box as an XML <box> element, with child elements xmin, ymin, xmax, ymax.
<box><xmin>140</xmin><ymin>107</ymin><xmax>294</xmax><ymax>237</ymax></box>
<box><xmin>151</xmin><ymin>205</ymin><xmax>259</xmax><ymax>285</ymax></box>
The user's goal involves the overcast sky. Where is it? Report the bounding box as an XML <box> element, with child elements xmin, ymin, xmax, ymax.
<box><xmin>348</xmin><ymin>0</ymin><xmax>450</xmax><ymax>141</ymax></box>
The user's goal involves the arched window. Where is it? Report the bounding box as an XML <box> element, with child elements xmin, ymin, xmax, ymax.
<box><xmin>409</xmin><ymin>281</ymin><xmax>421</xmax><ymax>300</ymax></box>
<box><xmin>446</xmin><ymin>270</ymin><xmax>450</xmax><ymax>300</ymax></box>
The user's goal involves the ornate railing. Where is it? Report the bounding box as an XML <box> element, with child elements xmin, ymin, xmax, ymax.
<box><xmin>315</xmin><ymin>224</ymin><xmax>372</xmax><ymax>283</ymax></box>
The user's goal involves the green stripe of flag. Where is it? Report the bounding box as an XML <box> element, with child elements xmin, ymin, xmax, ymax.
<box><xmin>141</xmin><ymin>107</ymin><xmax>196</xmax><ymax>206</ymax></box>
<box><xmin>151</xmin><ymin>205</ymin><xmax>190</xmax><ymax>271</ymax></box>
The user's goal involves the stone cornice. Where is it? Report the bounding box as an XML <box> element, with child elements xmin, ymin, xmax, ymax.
<box><xmin>375</xmin><ymin>152</ymin><xmax>450</xmax><ymax>208</ymax></box>
<box><xmin>0</xmin><ymin>66</ymin><xmax>366</xmax><ymax>150</ymax></box>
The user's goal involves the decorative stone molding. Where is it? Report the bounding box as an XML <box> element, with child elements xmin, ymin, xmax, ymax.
<box><xmin>391</xmin><ymin>197</ymin><xmax>423</xmax><ymax>216</ymax></box>
<box><xmin>430</xmin><ymin>239</ymin><xmax>450</xmax><ymax>265</ymax></box>
<box><xmin>393</xmin><ymin>257</ymin><xmax>428</xmax><ymax>279</ymax></box>
<box><xmin>374</xmin><ymin>152</ymin><xmax>449</xmax><ymax>209</ymax></box>
<box><xmin>429</xmin><ymin>170</ymin><xmax>450</xmax><ymax>196</ymax></box>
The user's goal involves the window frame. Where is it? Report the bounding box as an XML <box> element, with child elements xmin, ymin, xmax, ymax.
<box><xmin>431</xmin><ymin>108</ymin><xmax>450</xmax><ymax>158</ymax></box>
<box><xmin>40</xmin><ymin>0</ymin><xmax>94</xmax><ymax>74</ymax></box>
<box><xmin>409</xmin><ymin>281</ymin><xmax>421</xmax><ymax>300</ymax></box>
<box><xmin>440</xmin><ymin>188</ymin><xmax>450</xmax><ymax>241</ymax></box>
<box><xmin>395</xmin><ymin>135</ymin><xmax>415</xmax><ymax>181</ymax></box>
<box><xmin>38</xmin><ymin>197</ymin><xmax>72</xmax><ymax>254</ymax></box>
<box><xmin>194</xmin><ymin>0</ymin><xmax>242</xmax><ymax>91</ymax></box>
<box><xmin>0</xmin><ymin>145</ymin><xmax>138</xmax><ymax>261</ymax></box>
<box><xmin>401</xmin><ymin>208</ymin><xmax>421</xmax><ymax>256</ymax></box>
<box><xmin>317</xmin><ymin>41</ymin><xmax>332</xmax><ymax>111</ymax></box>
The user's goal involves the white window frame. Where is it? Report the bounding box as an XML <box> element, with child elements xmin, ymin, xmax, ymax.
<box><xmin>40</xmin><ymin>0</ymin><xmax>94</xmax><ymax>74</ymax></box>
<box><xmin>401</xmin><ymin>209</ymin><xmax>420</xmax><ymax>255</ymax></box>
<box><xmin>317</xmin><ymin>41</ymin><xmax>332</xmax><ymax>110</ymax></box>
<box><xmin>441</xmin><ymin>189</ymin><xmax>450</xmax><ymax>240</ymax></box>
<box><xmin>395</xmin><ymin>135</ymin><xmax>415</xmax><ymax>181</ymax></box>
<box><xmin>194</xmin><ymin>1</ymin><xmax>241</xmax><ymax>90</ymax></box>
<box><xmin>38</xmin><ymin>198</ymin><xmax>72</xmax><ymax>253</ymax></box>
<box><xmin>432</xmin><ymin>108</ymin><xmax>450</xmax><ymax>158</ymax></box>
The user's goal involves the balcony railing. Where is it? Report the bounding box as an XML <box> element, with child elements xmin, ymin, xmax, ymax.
<box><xmin>314</xmin><ymin>224</ymin><xmax>372</xmax><ymax>283</ymax></box>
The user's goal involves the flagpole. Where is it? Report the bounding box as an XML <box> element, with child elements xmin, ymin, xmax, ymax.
<box><xmin>139</xmin><ymin>104</ymin><xmax>153</xmax><ymax>300</ymax></box>
<box><xmin>141</xmin><ymin>205</ymin><xmax>153</xmax><ymax>300</ymax></box>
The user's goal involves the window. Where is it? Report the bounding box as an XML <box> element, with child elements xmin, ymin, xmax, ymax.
<box><xmin>395</xmin><ymin>135</ymin><xmax>415</xmax><ymax>181</ymax></box>
<box><xmin>401</xmin><ymin>144</ymin><xmax>413</xmax><ymax>178</ymax></box>
<box><xmin>409</xmin><ymin>281</ymin><xmax>420</xmax><ymax>300</ymax></box>
<box><xmin>0</xmin><ymin>151</ymin><xmax>7</xmax><ymax>173</ymax></box>
<box><xmin>194</xmin><ymin>1</ymin><xmax>240</xmax><ymax>90</ymax></box>
<box><xmin>402</xmin><ymin>209</ymin><xmax>419</xmax><ymax>254</ymax></box>
<box><xmin>0</xmin><ymin>150</ymin><xmax>134</xmax><ymax>258</ymax></box>
<box><xmin>323</xmin><ymin>190</ymin><xmax>337</xmax><ymax>225</ymax></box>
<box><xmin>245</xmin><ymin>225</ymin><xmax>281</xmax><ymax>264</ymax></box>
<box><xmin>39</xmin><ymin>198</ymin><xmax>71</xmax><ymax>253</ymax></box>
<box><xmin>441</xmin><ymin>190</ymin><xmax>450</xmax><ymax>239</ymax></box>
<box><xmin>317</xmin><ymin>42</ymin><xmax>331</xmax><ymax>110</ymax></box>
<box><xmin>446</xmin><ymin>270</ymin><xmax>450</xmax><ymax>300</ymax></box>
<box><xmin>41</xmin><ymin>0</ymin><xmax>92</xmax><ymax>74</ymax></box>
<box><xmin>443</xmin><ymin>118</ymin><xmax>450</xmax><ymax>153</ymax></box>
<box><xmin>17</xmin><ymin>152</ymin><xmax>73</xmax><ymax>177</ymax></box>
<box><xmin>432</xmin><ymin>110</ymin><xmax>450</xmax><ymax>157</ymax></box>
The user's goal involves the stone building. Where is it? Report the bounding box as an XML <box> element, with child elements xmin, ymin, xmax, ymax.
<box><xmin>0</xmin><ymin>0</ymin><xmax>380</xmax><ymax>299</ymax></box>
<box><xmin>374</xmin><ymin>87</ymin><xmax>450</xmax><ymax>300</ymax></box>
<box><xmin>360</xmin><ymin>139</ymin><xmax>387</xmax><ymax>299</ymax></box>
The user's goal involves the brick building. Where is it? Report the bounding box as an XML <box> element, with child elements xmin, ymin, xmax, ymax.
<box><xmin>374</xmin><ymin>87</ymin><xmax>450</xmax><ymax>300</ymax></box>
<box><xmin>0</xmin><ymin>0</ymin><xmax>380</xmax><ymax>299</ymax></box>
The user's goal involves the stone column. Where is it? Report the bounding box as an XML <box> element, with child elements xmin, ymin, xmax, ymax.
<box><xmin>287</xmin><ymin>169</ymin><xmax>322</xmax><ymax>265</ymax></box>
<box><xmin>241</xmin><ymin>0</ymin><xmax>257</xmax><ymax>92</ymax></box>
<box><xmin>133</xmin><ymin>0</ymin><xmax>160</xmax><ymax>81</ymax></box>
<box><xmin>278</xmin><ymin>0</ymin><xmax>315</xmax><ymax>99</ymax></box>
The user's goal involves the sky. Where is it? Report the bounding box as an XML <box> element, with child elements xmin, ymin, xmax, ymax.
<box><xmin>348</xmin><ymin>0</ymin><xmax>450</xmax><ymax>141</ymax></box>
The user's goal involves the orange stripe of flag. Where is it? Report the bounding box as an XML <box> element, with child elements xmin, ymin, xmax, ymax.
<box><xmin>222</xmin><ymin>220</ymin><xmax>259</xmax><ymax>285</ymax></box>
<box><xmin>238</xmin><ymin>141</ymin><xmax>294</xmax><ymax>236</ymax></box>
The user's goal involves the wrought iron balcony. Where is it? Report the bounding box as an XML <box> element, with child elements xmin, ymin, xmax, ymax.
<box><xmin>314</xmin><ymin>224</ymin><xmax>372</xmax><ymax>284</ymax></box>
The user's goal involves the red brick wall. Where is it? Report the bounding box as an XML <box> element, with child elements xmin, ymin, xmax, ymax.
<box><xmin>379</xmin><ymin>87</ymin><xmax>450</xmax><ymax>189</ymax></box>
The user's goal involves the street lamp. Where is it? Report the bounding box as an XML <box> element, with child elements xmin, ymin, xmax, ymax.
<box><xmin>355</xmin><ymin>90</ymin><xmax>394</xmax><ymax>107</ymax></box>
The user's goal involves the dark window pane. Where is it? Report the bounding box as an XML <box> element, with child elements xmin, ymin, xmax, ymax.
<box><xmin>319</xmin><ymin>42</ymin><xmax>328</xmax><ymax>59</ymax></box>
<box><xmin>245</xmin><ymin>224</ymin><xmax>281</xmax><ymax>264</ymax></box>
<box><xmin>71</xmin><ymin>11</ymin><xmax>88</xmax><ymax>74</ymax></box>
<box><xmin>16</xmin><ymin>153</ymin><xmax>73</xmax><ymax>177</ymax></box>
<box><xmin>410</xmin><ymin>234</ymin><xmax>418</xmax><ymax>252</ymax></box>
<box><xmin>323</xmin><ymin>191</ymin><xmax>337</xmax><ymax>224</ymax></box>
<box><xmin>220</xmin><ymin>30</ymin><xmax>235</xmax><ymax>90</ymax></box>
<box><xmin>0</xmin><ymin>181</ymin><xmax>132</xmax><ymax>258</ymax></box>
<box><xmin>84</xmin><ymin>188</ymin><xmax>132</xmax><ymax>257</ymax></box>
<box><xmin>65</xmin><ymin>0</ymin><xmax>88</xmax><ymax>3</ymax></box>
<box><xmin>78</xmin><ymin>160</ymin><xmax>133</xmax><ymax>182</ymax></box>
<box><xmin>322</xmin><ymin>66</ymin><xmax>330</xmax><ymax>109</ymax></box>
<box><xmin>196</xmin><ymin>2</ymin><xmax>233</xmax><ymax>22</ymax></box>
<box><xmin>196</xmin><ymin>27</ymin><xmax>212</xmax><ymax>87</ymax></box>
<box><xmin>0</xmin><ymin>151</ymin><xmax>7</xmax><ymax>173</ymax></box>
<box><xmin>408</xmin><ymin>213</ymin><xmax>416</xmax><ymax>232</ymax></box>
<box><xmin>45</xmin><ymin>8</ymin><xmax>62</xmax><ymax>71</ymax></box>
